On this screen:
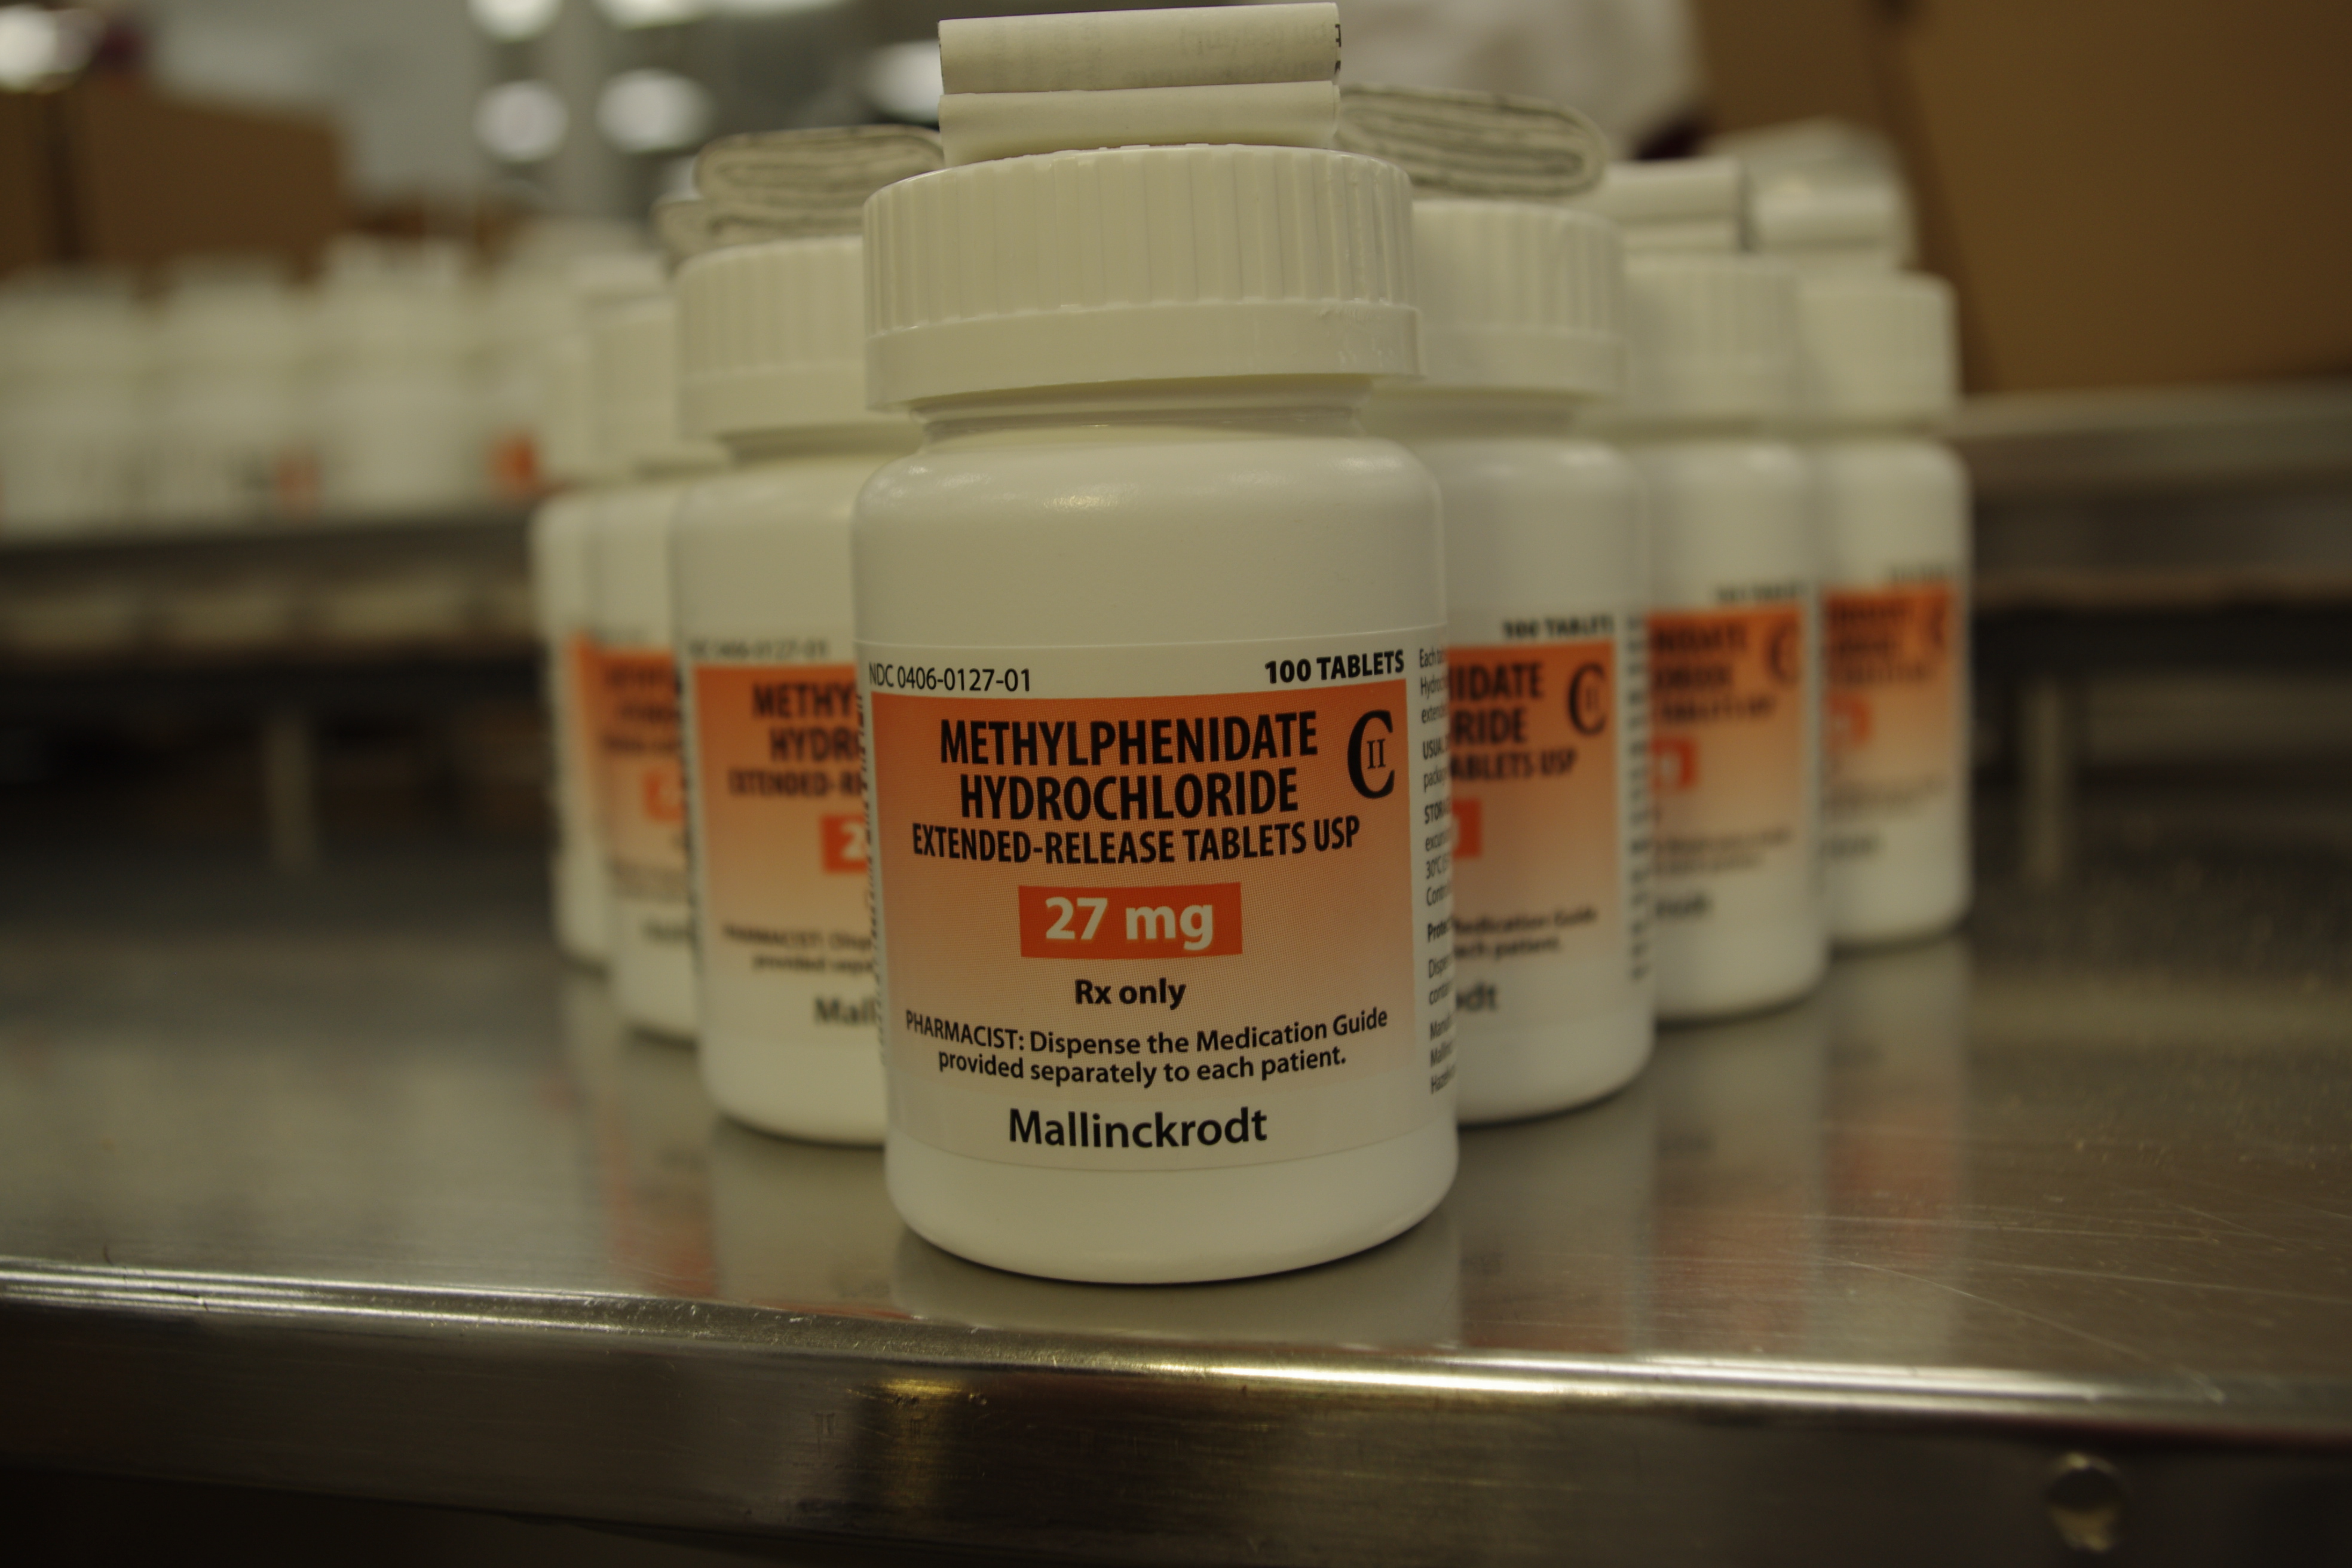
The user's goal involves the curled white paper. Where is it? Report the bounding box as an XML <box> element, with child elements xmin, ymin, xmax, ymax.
<box><xmin>939</xmin><ymin>80</ymin><xmax>1340</xmax><ymax>167</ymax></box>
<box><xmin>939</xmin><ymin>3</ymin><xmax>1339</xmax><ymax>95</ymax></box>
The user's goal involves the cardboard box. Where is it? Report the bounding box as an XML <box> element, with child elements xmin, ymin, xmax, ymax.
<box><xmin>1691</xmin><ymin>0</ymin><xmax>2352</xmax><ymax>393</ymax></box>
<box><xmin>47</xmin><ymin>79</ymin><xmax>342</xmax><ymax>278</ymax></box>
<box><xmin>0</xmin><ymin>91</ymin><xmax>65</xmax><ymax>276</ymax></box>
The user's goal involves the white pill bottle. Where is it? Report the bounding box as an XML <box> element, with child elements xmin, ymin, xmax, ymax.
<box><xmin>856</xmin><ymin>143</ymin><xmax>1456</xmax><ymax>1282</ymax></box>
<box><xmin>0</xmin><ymin>279</ymin><xmax>149</xmax><ymax>537</ymax></box>
<box><xmin>148</xmin><ymin>261</ymin><xmax>314</xmax><ymax>527</ymax></box>
<box><xmin>531</xmin><ymin>254</ymin><xmax>663</xmax><ymax>967</ymax></box>
<box><xmin>671</xmin><ymin>235</ymin><xmax>917</xmax><ymax>1141</ymax></box>
<box><xmin>1795</xmin><ymin>270</ymin><xmax>1971</xmax><ymax>945</ymax></box>
<box><xmin>1364</xmin><ymin>200</ymin><xmax>1653</xmax><ymax>1122</ymax></box>
<box><xmin>586</xmin><ymin>287</ymin><xmax>724</xmax><ymax>1037</ymax></box>
<box><xmin>1602</xmin><ymin>176</ymin><xmax>1823</xmax><ymax>1022</ymax></box>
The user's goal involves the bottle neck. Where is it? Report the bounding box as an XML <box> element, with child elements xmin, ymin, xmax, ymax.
<box><xmin>1784</xmin><ymin>412</ymin><xmax>1944</xmax><ymax>440</ymax></box>
<box><xmin>1600</xmin><ymin>411</ymin><xmax>1781</xmax><ymax>443</ymax></box>
<box><xmin>911</xmin><ymin>377</ymin><xmax>1374</xmax><ymax>449</ymax></box>
<box><xmin>721</xmin><ymin>422</ymin><xmax>920</xmax><ymax>465</ymax></box>
<box><xmin>1361</xmin><ymin>388</ymin><xmax>1588</xmax><ymax>444</ymax></box>
<box><xmin>632</xmin><ymin>454</ymin><xmax>728</xmax><ymax>482</ymax></box>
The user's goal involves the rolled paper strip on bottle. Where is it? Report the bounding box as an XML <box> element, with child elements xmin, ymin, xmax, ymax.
<box><xmin>1336</xmin><ymin>83</ymin><xmax>1609</xmax><ymax>200</ymax></box>
<box><xmin>691</xmin><ymin>126</ymin><xmax>945</xmax><ymax>240</ymax></box>
<box><xmin>1571</xmin><ymin>157</ymin><xmax>1747</xmax><ymax>255</ymax></box>
<box><xmin>939</xmin><ymin>3</ymin><xmax>1339</xmax><ymax>95</ymax></box>
<box><xmin>939</xmin><ymin>79</ymin><xmax>1340</xmax><ymax>167</ymax></box>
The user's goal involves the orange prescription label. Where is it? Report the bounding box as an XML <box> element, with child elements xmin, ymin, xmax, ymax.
<box><xmin>592</xmin><ymin>645</ymin><xmax>688</xmax><ymax>904</ymax></box>
<box><xmin>565</xmin><ymin>632</ymin><xmax>604</xmax><ymax>823</ymax></box>
<box><xmin>1447</xmin><ymin>626</ymin><xmax>1644</xmax><ymax>1023</ymax></box>
<box><xmin>1826</xmin><ymin>583</ymin><xmax>1960</xmax><ymax>850</ymax></box>
<box><xmin>687</xmin><ymin>660</ymin><xmax>875</xmax><ymax>1036</ymax></box>
<box><xmin>862</xmin><ymin>632</ymin><xmax>1454</xmax><ymax>1171</ymax></box>
<box><xmin>1648</xmin><ymin>601</ymin><xmax>1815</xmax><ymax>918</ymax></box>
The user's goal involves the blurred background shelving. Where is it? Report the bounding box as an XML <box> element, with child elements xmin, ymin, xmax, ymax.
<box><xmin>4</xmin><ymin>0</ymin><xmax>2348</xmax><ymax>872</ymax></box>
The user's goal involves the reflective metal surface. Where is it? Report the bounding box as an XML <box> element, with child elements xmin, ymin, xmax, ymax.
<box><xmin>1951</xmin><ymin>379</ymin><xmax>2352</xmax><ymax>500</ymax></box>
<box><xmin>1955</xmin><ymin>380</ymin><xmax>2352</xmax><ymax>616</ymax></box>
<box><xmin>2</xmin><ymin>793</ymin><xmax>2349</xmax><ymax>1562</ymax></box>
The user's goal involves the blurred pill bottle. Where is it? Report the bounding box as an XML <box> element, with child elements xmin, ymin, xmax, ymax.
<box><xmin>1791</xmin><ymin>270</ymin><xmax>1970</xmax><ymax>947</ymax></box>
<box><xmin>670</xmin><ymin>232</ymin><xmax>917</xmax><ymax>1144</ymax></box>
<box><xmin>1583</xmin><ymin>160</ymin><xmax>1826</xmax><ymax>1023</ymax></box>
<box><xmin>585</xmin><ymin>280</ymin><xmax>725</xmax><ymax>1034</ymax></box>
<box><xmin>0</xmin><ymin>272</ymin><xmax>149</xmax><ymax>536</ymax></box>
<box><xmin>1364</xmin><ymin>200</ymin><xmax>1654</xmax><ymax>1122</ymax></box>
<box><xmin>531</xmin><ymin>252</ymin><xmax>666</xmax><ymax>968</ymax></box>
<box><xmin>149</xmin><ymin>258</ymin><xmax>315</xmax><ymax>527</ymax></box>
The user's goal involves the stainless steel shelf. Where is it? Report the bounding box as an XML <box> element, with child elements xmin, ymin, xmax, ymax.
<box><xmin>2</xmin><ymin>788</ymin><xmax>2348</xmax><ymax>1564</ymax></box>
<box><xmin>1956</xmin><ymin>379</ymin><xmax>2352</xmax><ymax>614</ymax></box>
<box><xmin>1951</xmin><ymin>378</ymin><xmax>2352</xmax><ymax>500</ymax></box>
<box><xmin>0</xmin><ymin>509</ymin><xmax>536</xmax><ymax>691</ymax></box>
<box><xmin>0</xmin><ymin>506</ymin><xmax>531</xmax><ymax>572</ymax></box>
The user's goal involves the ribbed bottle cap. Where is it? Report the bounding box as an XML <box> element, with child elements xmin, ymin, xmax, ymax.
<box><xmin>0</xmin><ymin>288</ymin><xmax>149</xmax><ymax>384</ymax></box>
<box><xmin>1569</xmin><ymin>158</ymin><xmax>1746</xmax><ymax>256</ymax></box>
<box><xmin>1754</xmin><ymin>180</ymin><xmax>1911</xmax><ymax>270</ymax></box>
<box><xmin>571</xmin><ymin>251</ymin><xmax>664</xmax><ymax>307</ymax></box>
<box><xmin>540</xmin><ymin>252</ymin><xmax>662</xmax><ymax>486</ymax></box>
<box><xmin>1795</xmin><ymin>269</ymin><xmax>1955</xmax><ymax>424</ymax></box>
<box><xmin>538</xmin><ymin>331</ymin><xmax>602</xmax><ymax>486</ymax></box>
<box><xmin>590</xmin><ymin>292</ymin><xmax>725</xmax><ymax>476</ymax></box>
<box><xmin>1410</xmin><ymin>198</ymin><xmax>1621</xmax><ymax>398</ymax></box>
<box><xmin>863</xmin><ymin>143</ymin><xmax>1419</xmax><ymax>408</ymax></box>
<box><xmin>676</xmin><ymin>235</ymin><xmax>902</xmax><ymax>439</ymax></box>
<box><xmin>157</xmin><ymin>275</ymin><xmax>311</xmax><ymax>376</ymax></box>
<box><xmin>1618</xmin><ymin>252</ymin><xmax>1797</xmax><ymax>424</ymax></box>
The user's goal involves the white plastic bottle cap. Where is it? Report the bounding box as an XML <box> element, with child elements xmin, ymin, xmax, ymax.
<box><xmin>157</xmin><ymin>267</ymin><xmax>312</xmax><ymax>378</ymax></box>
<box><xmin>676</xmin><ymin>235</ymin><xmax>901</xmax><ymax>439</ymax></box>
<box><xmin>590</xmin><ymin>291</ymin><xmax>725</xmax><ymax>474</ymax></box>
<box><xmin>571</xmin><ymin>250</ymin><xmax>665</xmax><ymax>307</ymax></box>
<box><xmin>1410</xmin><ymin>199</ymin><xmax>1621</xmax><ymax>399</ymax></box>
<box><xmin>1754</xmin><ymin>180</ymin><xmax>1911</xmax><ymax>271</ymax></box>
<box><xmin>536</xmin><ymin>252</ymin><xmax>663</xmax><ymax>486</ymax></box>
<box><xmin>537</xmin><ymin>330</ymin><xmax>601</xmax><ymax>486</ymax></box>
<box><xmin>862</xmin><ymin>143</ymin><xmax>1419</xmax><ymax>408</ymax></box>
<box><xmin>1570</xmin><ymin>158</ymin><xmax>1747</xmax><ymax>256</ymax></box>
<box><xmin>317</xmin><ymin>237</ymin><xmax>474</xmax><ymax>368</ymax></box>
<box><xmin>0</xmin><ymin>284</ymin><xmax>148</xmax><ymax>386</ymax></box>
<box><xmin>1795</xmin><ymin>270</ymin><xmax>1955</xmax><ymax>425</ymax></box>
<box><xmin>1618</xmin><ymin>252</ymin><xmax>1798</xmax><ymax>424</ymax></box>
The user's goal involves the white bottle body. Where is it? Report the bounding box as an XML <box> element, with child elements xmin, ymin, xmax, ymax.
<box><xmin>673</xmin><ymin>437</ymin><xmax>912</xmax><ymax>1143</ymax></box>
<box><xmin>1814</xmin><ymin>432</ymin><xmax>1971</xmax><ymax>945</ymax></box>
<box><xmin>855</xmin><ymin>394</ymin><xmax>1459</xmax><ymax>1284</ymax></box>
<box><xmin>0</xmin><ymin>387</ymin><xmax>145</xmax><ymax>534</ymax></box>
<box><xmin>1632</xmin><ymin>433</ymin><xmax>1827</xmax><ymax>1022</ymax></box>
<box><xmin>589</xmin><ymin>477</ymin><xmax>699</xmax><ymax>1039</ymax></box>
<box><xmin>317</xmin><ymin>368</ymin><xmax>487</xmax><ymax>516</ymax></box>
<box><xmin>529</xmin><ymin>488</ymin><xmax>611</xmax><ymax>966</ymax></box>
<box><xmin>148</xmin><ymin>374</ymin><xmax>311</xmax><ymax>526</ymax></box>
<box><xmin>1373</xmin><ymin>402</ymin><xmax>1653</xmax><ymax>1122</ymax></box>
